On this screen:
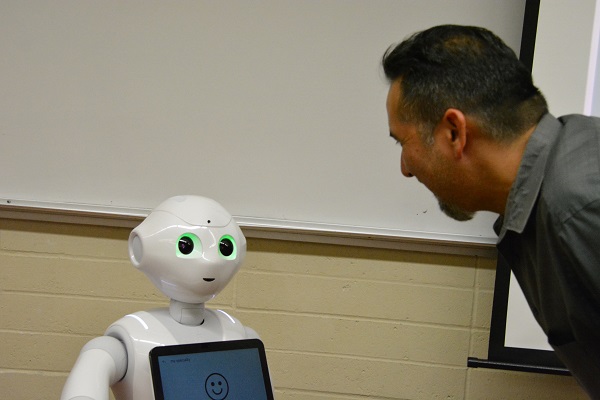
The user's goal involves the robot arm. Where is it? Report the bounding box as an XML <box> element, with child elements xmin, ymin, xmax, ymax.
<box><xmin>61</xmin><ymin>336</ymin><xmax>127</xmax><ymax>400</ymax></box>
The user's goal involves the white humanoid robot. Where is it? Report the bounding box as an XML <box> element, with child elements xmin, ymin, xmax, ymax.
<box><xmin>61</xmin><ymin>195</ymin><xmax>259</xmax><ymax>400</ymax></box>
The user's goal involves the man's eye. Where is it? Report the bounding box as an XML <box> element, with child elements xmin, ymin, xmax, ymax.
<box><xmin>390</xmin><ymin>134</ymin><xmax>402</xmax><ymax>147</ymax></box>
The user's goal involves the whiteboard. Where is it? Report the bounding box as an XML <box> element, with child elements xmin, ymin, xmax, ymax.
<box><xmin>505</xmin><ymin>273</ymin><xmax>552</xmax><ymax>351</ymax></box>
<box><xmin>0</xmin><ymin>0</ymin><xmax>527</xmax><ymax>245</ymax></box>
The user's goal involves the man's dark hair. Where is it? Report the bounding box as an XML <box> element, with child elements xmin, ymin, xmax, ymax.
<box><xmin>382</xmin><ymin>25</ymin><xmax>548</xmax><ymax>142</ymax></box>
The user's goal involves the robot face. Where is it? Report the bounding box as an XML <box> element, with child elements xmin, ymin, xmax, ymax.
<box><xmin>128</xmin><ymin>196</ymin><xmax>246</xmax><ymax>304</ymax></box>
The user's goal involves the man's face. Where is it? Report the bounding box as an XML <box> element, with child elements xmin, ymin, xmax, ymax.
<box><xmin>386</xmin><ymin>81</ymin><xmax>474</xmax><ymax>222</ymax></box>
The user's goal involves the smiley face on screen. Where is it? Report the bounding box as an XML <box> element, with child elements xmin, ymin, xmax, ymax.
<box><xmin>205</xmin><ymin>373</ymin><xmax>229</xmax><ymax>400</ymax></box>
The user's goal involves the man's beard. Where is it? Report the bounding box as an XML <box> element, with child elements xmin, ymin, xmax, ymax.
<box><xmin>437</xmin><ymin>197</ymin><xmax>475</xmax><ymax>222</ymax></box>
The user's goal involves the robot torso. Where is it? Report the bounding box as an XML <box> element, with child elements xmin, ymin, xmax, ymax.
<box><xmin>105</xmin><ymin>307</ymin><xmax>258</xmax><ymax>400</ymax></box>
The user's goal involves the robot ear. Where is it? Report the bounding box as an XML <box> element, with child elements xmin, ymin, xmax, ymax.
<box><xmin>129</xmin><ymin>233</ymin><xmax>143</xmax><ymax>268</ymax></box>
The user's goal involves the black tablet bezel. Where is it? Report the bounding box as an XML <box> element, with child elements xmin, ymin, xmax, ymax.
<box><xmin>149</xmin><ymin>338</ymin><xmax>274</xmax><ymax>400</ymax></box>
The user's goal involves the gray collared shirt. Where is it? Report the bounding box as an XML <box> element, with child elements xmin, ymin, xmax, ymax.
<box><xmin>494</xmin><ymin>113</ymin><xmax>600</xmax><ymax>396</ymax></box>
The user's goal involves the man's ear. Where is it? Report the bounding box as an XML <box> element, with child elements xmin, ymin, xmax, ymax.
<box><xmin>439</xmin><ymin>108</ymin><xmax>467</xmax><ymax>158</ymax></box>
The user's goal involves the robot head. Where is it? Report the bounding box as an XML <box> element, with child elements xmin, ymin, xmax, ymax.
<box><xmin>128</xmin><ymin>195</ymin><xmax>246</xmax><ymax>304</ymax></box>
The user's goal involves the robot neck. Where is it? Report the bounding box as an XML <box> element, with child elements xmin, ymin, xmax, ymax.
<box><xmin>169</xmin><ymin>299</ymin><xmax>206</xmax><ymax>326</ymax></box>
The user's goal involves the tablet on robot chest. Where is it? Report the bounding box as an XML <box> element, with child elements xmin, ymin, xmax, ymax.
<box><xmin>149</xmin><ymin>338</ymin><xmax>274</xmax><ymax>400</ymax></box>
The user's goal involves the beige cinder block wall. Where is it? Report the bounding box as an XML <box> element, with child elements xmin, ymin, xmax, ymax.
<box><xmin>0</xmin><ymin>218</ymin><xmax>587</xmax><ymax>399</ymax></box>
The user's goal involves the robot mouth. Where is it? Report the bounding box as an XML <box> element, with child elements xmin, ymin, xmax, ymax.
<box><xmin>203</xmin><ymin>278</ymin><xmax>215</xmax><ymax>282</ymax></box>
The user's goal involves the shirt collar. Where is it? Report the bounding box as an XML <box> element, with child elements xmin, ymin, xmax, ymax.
<box><xmin>495</xmin><ymin>114</ymin><xmax>562</xmax><ymax>239</ymax></box>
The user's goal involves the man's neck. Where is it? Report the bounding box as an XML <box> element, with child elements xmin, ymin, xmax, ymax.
<box><xmin>471</xmin><ymin>125</ymin><xmax>537</xmax><ymax>215</ymax></box>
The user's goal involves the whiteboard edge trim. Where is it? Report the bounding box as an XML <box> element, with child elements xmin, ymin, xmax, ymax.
<box><xmin>0</xmin><ymin>200</ymin><xmax>497</xmax><ymax>257</ymax></box>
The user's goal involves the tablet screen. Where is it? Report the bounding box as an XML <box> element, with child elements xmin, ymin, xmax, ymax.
<box><xmin>149</xmin><ymin>339</ymin><xmax>274</xmax><ymax>400</ymax></box>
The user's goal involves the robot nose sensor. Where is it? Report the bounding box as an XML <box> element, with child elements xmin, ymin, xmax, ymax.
<box><xmin>130</xmin><ymin>234</ymin><xmax>143</xmax><ymax>267</ymax></box>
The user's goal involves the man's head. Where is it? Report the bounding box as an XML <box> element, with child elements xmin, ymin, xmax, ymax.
<box><xmin>382</xmin><ymin>24</ymin><xmax>547</xmax><ymax>143</ymax></box>
<box><xmin>383</xmin><ymin>25</ymin><xmax>547</xmax><ymax>220</ymax></box>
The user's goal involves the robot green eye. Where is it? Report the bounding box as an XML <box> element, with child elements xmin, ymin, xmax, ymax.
<box><xmin>219</xmin><ymin>235</ymin><xmax>236</xmax><ymax>259</ymax></box>
<box><xmin>177</xmin><ymin>233</ymin><xmax>201</xmax><ymax>256</ymax></box>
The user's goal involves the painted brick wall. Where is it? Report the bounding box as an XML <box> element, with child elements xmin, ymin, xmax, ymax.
<box><xmin>0</xmin><ymin>218</ymin><xmax>587</xmax><ymax>399</ymax></box>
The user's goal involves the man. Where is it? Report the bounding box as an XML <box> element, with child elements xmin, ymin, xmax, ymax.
<box><xmin>382</xmin><ymin>25</ymin><xmax>600</xmax><ymax>397</ymax></box>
